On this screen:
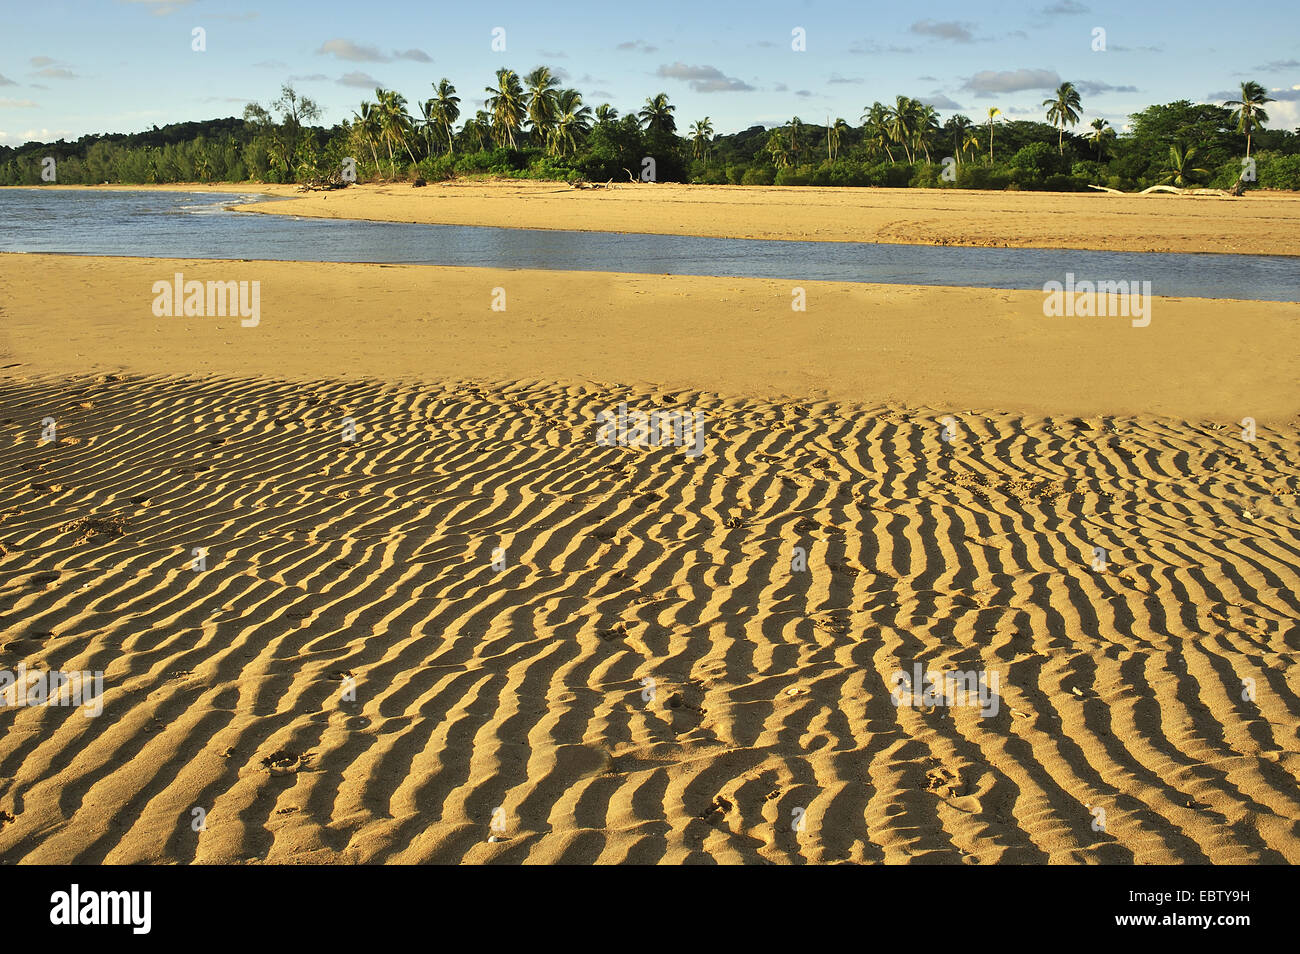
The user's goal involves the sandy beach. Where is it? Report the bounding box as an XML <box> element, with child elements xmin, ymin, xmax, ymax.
<box><xmin>1</xmin><ymin>242</ymin><xmax>1298</xmax><ymax>863</ymax></box>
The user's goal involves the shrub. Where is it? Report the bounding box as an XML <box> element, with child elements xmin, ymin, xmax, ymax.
<box><xmin>1043</xmin><ymin>173</ymin><xmax>1084</xmax><ymax>192</ymax></box>
<box><xmin>956</xmin><ymin>163</ymin><xmax>1011</xmax><ymax>190</ymax></box>
<box><xmin>417</xmin><ymin>155</ymin><xmax>457</xmax><ymax>181</ymax></box>
<box><xmin>774</xmin><ymin>167</ymin><xmax>811</xmax><ymax>186</ymax></box>
<box><xmin>1257</xmin><ymin>153</ymin><xmax>1300</xmax><ymax>191</ymax></box>
<box><xmin>1009</xmin><ymin>141</ymin><xmax>1067</xmax><ymax>183</ymax></box>
<box><xmin>741</xmin><ymin>165</ymin><xmax>775</xmax><ymax>185</ymax></box>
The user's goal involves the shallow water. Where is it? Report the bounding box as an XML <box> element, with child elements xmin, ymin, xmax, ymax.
<box><xmin>1</xmin><ymin>188</ymin><xmax>1297</xmax><ymax>301</ymax></box>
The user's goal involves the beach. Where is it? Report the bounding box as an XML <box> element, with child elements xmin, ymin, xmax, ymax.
<box><xmin>1</xmin><ymin>227</ymin><xmax>1298</xmax><ymax>862</ymax></box>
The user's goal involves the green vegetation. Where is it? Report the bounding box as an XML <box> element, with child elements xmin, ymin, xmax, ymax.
<box><xmin>3</xmin><ymin>71</ymin><xmax>1298</xmax><ymax>192</ymax></box>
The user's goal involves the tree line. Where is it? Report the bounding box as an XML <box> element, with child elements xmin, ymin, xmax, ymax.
<box><xmin>2</xmin><ymin>73</ymin><xmax>1297</xmax><ymax>192</ymax></box>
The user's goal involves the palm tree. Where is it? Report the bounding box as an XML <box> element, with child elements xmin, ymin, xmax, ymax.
<box><xmin>889</xmin><ymin>96</ymin><xmax>917</xmax><ymax>163</ymax></box>
<box><xmin>373</xmin><ymin>88</ymin><xmax>417</xmax><ymax>175</ymax></box>
<box><xmin>1160</xmin><ymin>145</ymin><xmax>1209</xmax><ymax>187</ymax></box>
<box><xmin>550</xmin><ymin>88</ymin><xmax>593</xmax><ymax>157</ymax></box>
<box><xmin>765</xmin><ymin>127</ymin><xmax>790</xmax><ymax>169</ymax></box>
<box><xmin>961</xmin><ymin>128</ymin><xmax>980</xmax><ymax>163</ymax></box>
<box><xmin>946</xmin><ymin>114</ymin><xmax>973</xmax><ymax>162</ymax></box>
<box><xmin>352</xmin><ymin>101</ymin><xmax>381</xmax><ymax>173</ymax></box>
<box><xmin>861</xmin><ymin>102</ymin><xmax>895</xmax><ymax>163</ymax></box>
<box><xmin>985</xmin><ymin>106</ymin><xmax>1002</xmax><ymax>162</ymax></box>
<box><xmin>594</xmin><ymin>103</ymin><xmax>619</xmax><ymax>124</ymax></box>
<box><xmin>917</xmin><ymin>103</ymin><xmax>940</xmax><ymax>164</ymax></box>
<box><xmin>485</xmin><ymin>69</ymin><xmax>526</xmax><ymax>148</ymax></box>
<box><xmin>423</xmin><ymin>79</ymin><xmax>460</xmax><ymax>156</ymax></box>
<box><xmin>787</xmin><ymin>116</ymin><xmax>804</xmax><ymax>166</ymax></box>
<box><xmin>459</xmin><ymin>110</ymin><xmax>491</xmax><ymax>152</ymax></box>
<box><xmin>523</xmin><ymin>66</ymin><xmax>560</xmax><ymax>147</ymax></box>
<box><xmin>1224</xmin><ymin>81</ymin><xmax>1274</xmax><ymax>159</ymax></box>
<box><xmin>690</xmin><ymin>117</ymin><xmax>714</xmax><ymax>161</ymax></box>
<box><xmin>1043</xmin><ymin>82</ymin><xmax>1083</xmax><ymax>155</ymax></box>
<box><xmin>1088</xmin><ymin>118</ymin><xmax>1114</xmax><ymax>160</ymax></box>
<box><xmin>828</xmin><ymin>118</ymin><xmax>850</xmax><ymax>160</ymax></box>
<box><xmin>638</xmin><ymin>93</ymin><xmax>676</xmax><ymax>134</ymax></box>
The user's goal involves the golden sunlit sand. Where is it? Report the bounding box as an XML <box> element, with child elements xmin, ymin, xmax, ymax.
<box><xmin>1</xmin><ymin>246</ymin><xmax>1297</xmax><ymax>863</ymax></box>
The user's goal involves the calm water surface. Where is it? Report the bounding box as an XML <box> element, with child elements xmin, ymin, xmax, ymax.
<box><xmin>1</xmin><ymin>188</ymin><xmax>1296</xmax><ymax>301</ymax></box>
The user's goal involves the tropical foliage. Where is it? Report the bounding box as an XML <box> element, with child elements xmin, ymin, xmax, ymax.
<box><xmin>3</xmin><ymin>72</ymin><xmax>1298</xmax><ymax>192</ymax></box>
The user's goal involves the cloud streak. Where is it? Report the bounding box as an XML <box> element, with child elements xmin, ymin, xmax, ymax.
<box><xmin>656</xmin><ymin>62</ymin><xmax>754</xmax><ymax>93</ymax></box>
<box><xmin>317</xmin><ymin>39</ymin><xmax>430</xmax><ymax>63</ymax></box>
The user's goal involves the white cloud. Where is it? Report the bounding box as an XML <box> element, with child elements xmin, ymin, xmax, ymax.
<box><xmin>337</xmin><ymin>71</ymin><xmax>383</xmax><ymax>88</ymax></box>
<box><xmin>910</xmin><ymin>20</ymin><xmax>976</xmax><ymax>43</ymax></box>
<box><xmin>316</xmin><ymin>40</ymin><xmax>426</xmax><ymax>64</ymax></box>
<box><xmin>963</xmin><ymin>68</ymin><xmax>1061</xmax><ymax>94</ymax></box>
<box><xmin>656</xmin><ymin>62</ymin><xmax>755</xmax><ymax>93</ymax></box>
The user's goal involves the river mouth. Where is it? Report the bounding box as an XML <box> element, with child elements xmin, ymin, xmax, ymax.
<box><xmin>2</xmin><ymin>188</ymin><xmax>1298</xmax><ymax>302</ymax></box>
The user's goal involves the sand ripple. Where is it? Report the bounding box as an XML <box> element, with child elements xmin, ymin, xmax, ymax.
<box><xmin>1</xmin><ymin>373</ymin><xmax>1297</xmax><ymax>863</ymax></box>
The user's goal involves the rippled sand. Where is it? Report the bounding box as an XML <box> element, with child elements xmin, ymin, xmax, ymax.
<box><xmin>0</xmin><ymin>251</ymin><xmax>1297</xmax><ymax>863</ymax></box>
<box><xmin>0</xmin><ymin>371</ymin><xmax>1297</xmax><ymax>863</ymax></box>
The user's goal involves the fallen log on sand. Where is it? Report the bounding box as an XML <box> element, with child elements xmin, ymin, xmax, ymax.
<box><xmin>296</xmin><ymin>170</ymin><xmax>353</xmax><ymax>192</ymax></box>
<box><xmin>1088</xmin><ymin>182</ymin><xmax>1243</xmax><ymax>197</ymax></box>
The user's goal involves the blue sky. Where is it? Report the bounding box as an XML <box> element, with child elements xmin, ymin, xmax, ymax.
<box><xmin>2</xmin><ymin>0</ymin><xmax>1298</xmax><ymax>145</ymax></box>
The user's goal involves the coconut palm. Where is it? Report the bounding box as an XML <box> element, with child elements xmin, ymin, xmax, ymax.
<box><xmin>861</xmin><ymin>102</ymin><xmax>895</xmax><ymax>163</ymax></box>
<box><xmin>423</xmin><ymin>79</ymin><xmax>461</xmax><ymax>156</ymax></box>
<box><xmin>945</xmin><ymin>114</ymin><xmax>973</xmax><ymax>162</ymax></box>
<box><xmin>1088</xmin><ymin>117</ymin><xmax>1114</xmax><ymax>160</ymax></box>
<box><xmin>1160</xmin><ymin>145</ymin><xmax>1209</xmax><ymax>187</ymax></box>
<box><xmin>550</xmin><ymin>88</ymin><xmax>592</xmax><ymax>157</ymax></box>
<box><xmin>352</xmin><ymin>101</ymin><xmax>381</xmax><ymax>173</ymax></box>
<box><xmin>985</xmin><ymin>106</ymin><xmax>1002</xmax><ymax>161</ymax></box>
<box><xmin>523</xmin><ymin>66</ymin><xmax>560</xmax><ymax>147</ymax></box>
<box><xmin>373</xmin><ymin>88</ymin><xmax>417</xmax><ymax>176</ymax></box>
<box><xmin>459</xmin><ymin>110</ymin><xmax>491</xmax><ymax>152</ymax></box>
<box><xmin>1043</xmin><ymin>82</ymin><xmax>1083</xmax><ymax>155</ymax></box>
<box><xmin>889</xmin><ymin>96</ymin><xmax>917</xmax><ymax>163</ymax></box>
<box><xmin>1224</xmin><ymin>81</ymin><xmax>1274</xmax><ymax>159</ymax></box>
<box><xmin>638</xmin><ymin>93</ymin><xmax>676</xmax><ymax>134</ymax></box>
<box><xmin>594</xmin><ymin>103</ymin><xmax>619</xmax><ymax>124</ymax></box>
<box><xmin>787</xmin><ymin>116</ymin><xmax>805</xmax><ymax>165</ymax></box>
<box><xmin>485</xmin><ymin>69</ymin><xmax>526</xmax><ymax>148</ymax></box>
<box><xmin>917</xmin><ymin>103</ymin><xmax>940</xmax><ymax>163</ymax></box>
<box><xmin>961</xmin><ymin>128</ymin><xmax>980</xmax><ymax>163</ymax></box>
<box><xmin>765</xmin><ymin>127</ymin><xmax>790</xmax><ymax>169</ymax></box>
<box><xmin>690</xmin><ymin>117</ymin><xmax>714</xmax><ymax>161</ymax></box>
<box><xmin>828</xmin><ymin>117</ymin><xmax>850</xmax><ymax>160</ymax></box>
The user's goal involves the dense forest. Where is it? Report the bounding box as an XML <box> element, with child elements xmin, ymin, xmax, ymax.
<box><xmin>2</xmin><ymin>72</ymin><xmax>1298</xmax><ymax>192</ymax></box>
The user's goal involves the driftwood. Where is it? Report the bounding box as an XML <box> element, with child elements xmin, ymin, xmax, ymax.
<box><xmin>296</xmin><ymin>171</ymin><xmax>350</xmax><ymax>192</ymax></box>
<box><xmin>412</xmin><ymin>178</ymin><xmax>427</xmax><ymax>188</ymax></box>
<box><xmin>1087</xmin><ymin>183</ymin><xmax>1241</xmax><ymax>197</ymax></box>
